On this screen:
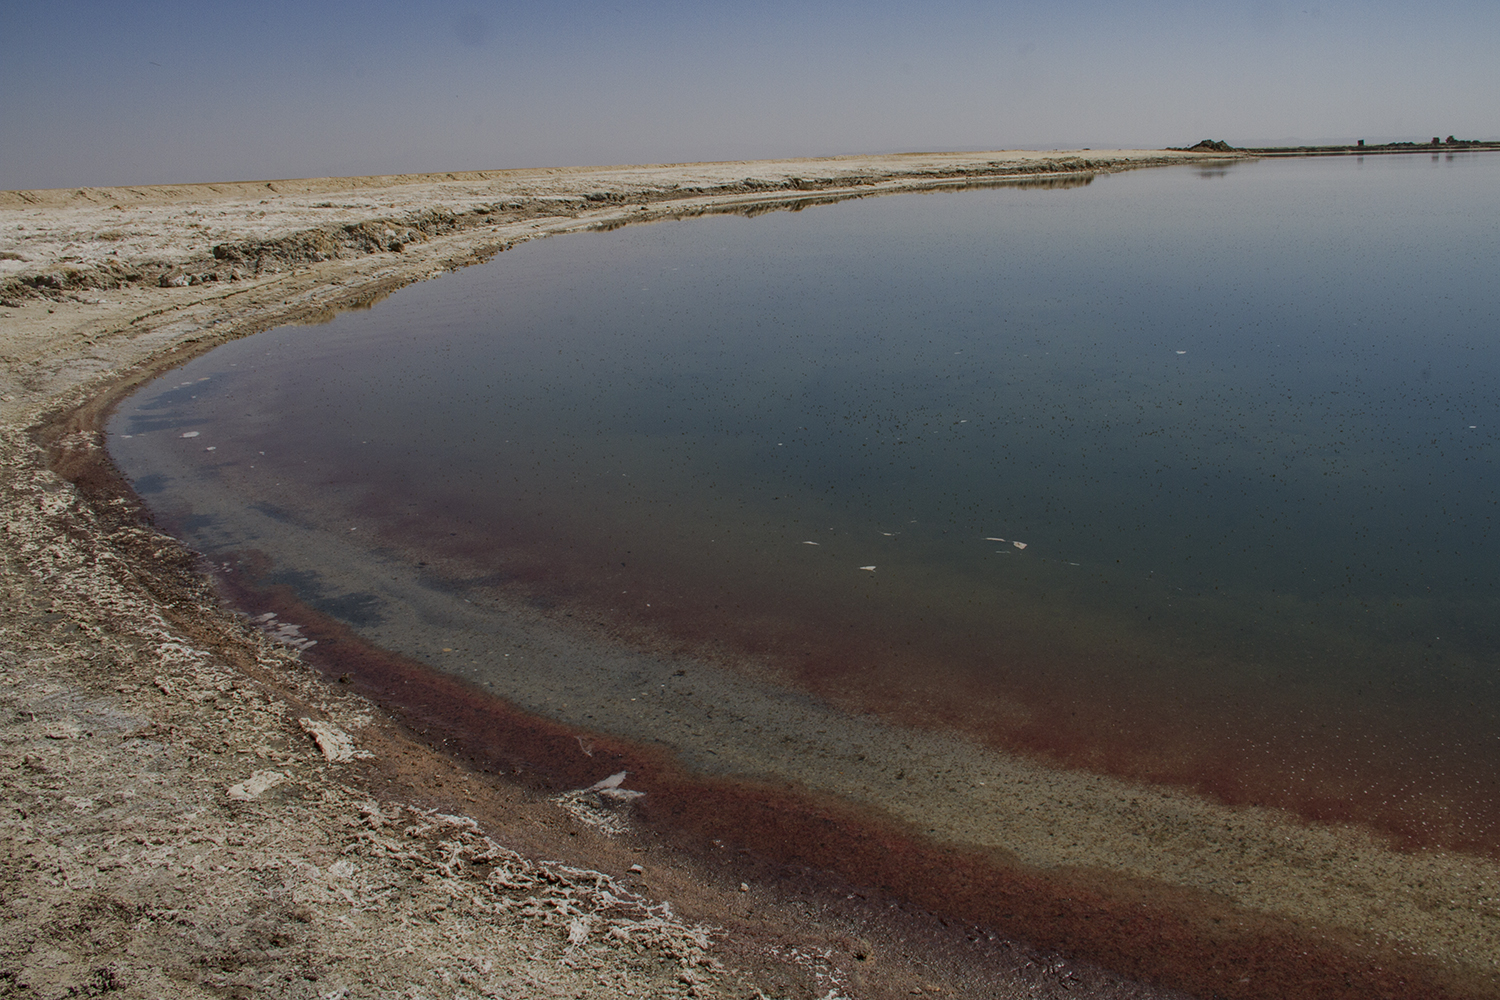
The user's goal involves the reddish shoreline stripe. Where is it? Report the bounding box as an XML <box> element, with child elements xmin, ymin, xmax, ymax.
<box><xmin>217</xmin><ymin>567</ymin><xmax>1494</xmax><ymax>1000</ymax></box>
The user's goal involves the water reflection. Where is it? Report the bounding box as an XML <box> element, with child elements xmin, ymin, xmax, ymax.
<box><xmin>1191</xmin><ymin>157</ymin><xmax>1243</xmax><ymax>179</ymax></box>
<box><xmin>595</xmin><ymin>172</ymin><xmax>1099</xmax><ymax>230</ymax></box>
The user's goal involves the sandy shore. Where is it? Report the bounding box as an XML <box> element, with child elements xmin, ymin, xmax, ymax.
<box><xmin>6</xmin><ymin>149</ymin><xmax>1496</xmax><ymax>999</ymax></box>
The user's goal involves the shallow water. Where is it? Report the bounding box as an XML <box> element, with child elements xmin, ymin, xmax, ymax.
<box><xmin>110</xmin><ymin>152</ymin><xmax>1500</xmax><ymax>853</ymax></box>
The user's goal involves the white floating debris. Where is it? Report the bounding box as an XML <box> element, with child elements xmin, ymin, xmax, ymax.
<box><xmin>257</xmin><ymin>614</ymin><xmax>317</xmax><ymax>651</ymax></box>
<box><xmin>1176</xmin><ymin>350</ymin><xmax>1187</xmax><ymax>354</ymax></box>
<box><xmin>299</xmin><ymin>717</ymin><xmax>372</xmax><ymax>762</ymax></box>
<box><xmin>593</xmin><ymin>774</ymin><xmax>640</xmax><ymax>799</ymax></box>
<box><xmin>553</xmin><ymin>772</ymin><xmax>648</xmax><ymax>835</ymax></box>
<box><xmin>880</xmin><ymin>532</ymin><xmax>894</xmax><ymax>536</ymax></box>
<box><xmin>802</xmin><ymin>541</ymin><xmax>820</xmax><ymax>546</ymax></box>
<box><xmin>205</xmin><ymin>446</ymin><xmax>216</xmax><ymax>451</ymax></box>
<box><xmin>227</xmin><ymin>770</ymin><xmax>285</xmax><ymax>801</ymax></box>
<box><xmin>597</xmin><ymin>786</ymin><xmax>645</xmax><ymax>802</ymax></box>
<box><xmin>860</xmin><ymin>565</ymin><xmax>876</xmax><ymax>571</ymax></box>
<box><xmin>1012</xmin><ymin>541</ymin><xmax>1027</xmax><ymax>550</ymax></box>
<box><xmin>985</xmin><ymin>537</ymin><xmax>1005</xmax><ymax>542</ymax></box>
<box><xmin>180</xmin><ymin>431</ymin><xmax>200</xmax><ymax>438</ymax></box>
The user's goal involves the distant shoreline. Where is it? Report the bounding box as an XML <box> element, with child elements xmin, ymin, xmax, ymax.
<box><xmin>1174</xmin><ymin>138</ymin><xmax>1500</xmax><ymax>156</ymax></box>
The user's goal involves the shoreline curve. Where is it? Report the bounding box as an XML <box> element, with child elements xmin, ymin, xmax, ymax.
<box><xmin>6</xmin><ymin>149</ymin><xmax>1496</xmax><ymax>1000</ymax></box>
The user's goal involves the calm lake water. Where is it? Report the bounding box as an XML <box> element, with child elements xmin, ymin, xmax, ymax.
<box><xmin>110</xmin><ymin>152</ymin><xmax>1500</xmax><ymax>851</ymax></box>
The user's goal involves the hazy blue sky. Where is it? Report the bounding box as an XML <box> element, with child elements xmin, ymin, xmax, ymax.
<box><xmin>2</xmin><ymin>0</ymin><xmax>1496</xmax><ymax>189</ymax></box>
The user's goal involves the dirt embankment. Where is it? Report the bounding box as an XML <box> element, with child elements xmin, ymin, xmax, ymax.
<box><xmin>0</xmin><ymin>151</ymin><xmax>1192</xmax><ymax>308</ymax></box>
<box><xmin>2</xmin><ymin>151</ymin><xmax>1214</xmax><ymax>1000</ymax></box>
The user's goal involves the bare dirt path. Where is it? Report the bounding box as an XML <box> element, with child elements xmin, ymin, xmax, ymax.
<box><xmin>2</xmin><ymin>150</ymin><xmax>1235</xmax><ymax>1000</ymax></box>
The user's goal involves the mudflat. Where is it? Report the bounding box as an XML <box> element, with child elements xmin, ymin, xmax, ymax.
<box><xmin>6</xmin><ymin>149</ymin><xmax>1494</xmax><ymax>1000</ymax></box>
